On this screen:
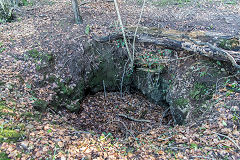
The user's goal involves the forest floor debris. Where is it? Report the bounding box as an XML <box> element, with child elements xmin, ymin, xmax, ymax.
<box><xmin>0</xmin><ymin>0</ymin><xmax>240</xmax><ymax>159</ymax></box>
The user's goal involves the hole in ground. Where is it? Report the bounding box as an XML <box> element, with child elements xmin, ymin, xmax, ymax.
<box><xmin>63</xmin><ymin>92</ymin><xmax>172</xmax><ymax>139</ymax></box>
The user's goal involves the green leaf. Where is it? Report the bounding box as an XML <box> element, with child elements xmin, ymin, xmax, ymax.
<box><xmin>222</xmin><ymin>120</ymin><xmax>227</xmax><ymax>126</ymax></box>
<box><xmin>190</xmin><ymin>143</ymin><xmax>198</xmax><ymax>150</ymax></box>
<box><xmin>21</xmin><ymin>0</ymin><xmax>29</xmax><ymax>6</ymax></box>
<box><xmin>99</xmin><ymin>135</ymin><xmax>105</xmax><ymax>141</ymax></box>
<box><xmin>216</xmin><ymin>61</ymin><xmax>221</xmax><ymax>66</ymax></box>
<box><xmin>85</xmin><ymin>24</ymin><xmax>90</xmax><ymax>35</ymax></box>
<box><xmin>26</xmin><ymin>83</ymin><xmax>31</xmax><ymax>89</ymax></box>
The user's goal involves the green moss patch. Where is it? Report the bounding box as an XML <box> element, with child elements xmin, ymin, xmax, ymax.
<box><xmin>0</xmin><ymin>101</ymin><xmax>6</xmax><ymax>108</ymax></box>
<box><xmin>27</xmin><ymin>49</ymin><xmax>53</xmax><ymax>62</ymax></box>
<box><xmin>0</xmin><ymin>152</ymin><xmax>10</xmax><ymax>160</ymax></box>
<box><xmin>20</xmin><ymin>112</ymin><xmax>41</xmax><ymax>121</ymax></box>
<box><xmin>218</xmin><ymin>38</ymin><xmax>239</xmax><ymax>51</ymax></box>
<box><xmin>0</xmin><ymin>122</ymin><xmax>26</xmax><ymax>143</ymax></box>
<box><xmin>0</xmin><ymin>129</ymin><xmax>22</xmax><ymax>143</ymax></box>
<box><xmin>32</xmin><ymin>99</ymin><xmax>48</xmax><ymax>112</ymax></box>
<box><xmin>190</xmin><ymin>82</ymin><xmax>213</xmax><ymax>101</ymax></box>
<box><xmin>173</xmin><ymin>98</ymin><xmax>189</xmax><ymax>107</ymax></box>
<box><xmin>25</xmin><ymin>49</ymin><xmax>55</xmax><ymax>73</ymax></box>
<box><xmin>0</xmin><ymin>101</ymin><xmax>16</xmax><ymax>117</ymax></box>
<box><xmin>136</xmin><ymin>49</ymin><xmax>171</xmax><ymax>73</ymax></box>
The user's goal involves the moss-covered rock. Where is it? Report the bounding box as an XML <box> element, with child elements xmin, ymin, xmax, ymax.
<box><xmin>132</xmin><ymin>69</ymin><xmax>169</xmax><ymax>105</ymax></box>
<box><xmin>86</xmin><ymin>41</ymin><xmax>131</xmax><ymax>94</ymax></box>
<box><xmin>173</xmin><ymin>98</ymin><xmax>190</xmax><ymax>107</ymax></box>
<box><xmin>190</xmin><ymin>82</ymin><xmax>213</xmax><ymax>101</ymax></box>
<box><xmin>0</xmin><ymin>1</ymin><xmax>14</xmax><ymax>23</ymax></box>
<box><xmin>44</xmin><ymin>39</ymin><xmax>232</xmax><ymax>125</ymax></box>
<box><xmin>132</xmin><ymin>49</ymin><xmax>171</xmax><ymax>105</ymax></box>
<box><xmin>166</xmin><ymin>59</ymin><xmax>228</xmax><ymax>124</ymax></box>
<box><xmin>0</xmin><ymin>129</ymin><xmax>22</xmax><ymax>143</ymax></box>
<box><xmin>48</xmin><ymin>41</ymin><xmax>131</xmax><ymax>112</ymax></box>
<box><xmin>50</xmin><ymin>78</ymin><xmax>85</xmax><ymax>112</ymax></box>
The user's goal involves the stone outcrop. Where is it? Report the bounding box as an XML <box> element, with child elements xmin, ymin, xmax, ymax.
<box><xmin>48</xmin><ymin>28</ymin><xmax>239</xmax><ymax>124</ymax></box>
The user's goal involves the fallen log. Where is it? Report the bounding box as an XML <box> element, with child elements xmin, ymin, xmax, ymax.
<box><xmin>94</xmin><ymin>27</ymin><xmax>240</xmax><ymax>70</ymax></box>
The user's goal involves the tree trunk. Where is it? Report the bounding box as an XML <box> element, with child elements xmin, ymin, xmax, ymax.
<box><xmin>71</xmin><ymin>0</ymin><xmax>83</xmax><ymax>24</ymax></box>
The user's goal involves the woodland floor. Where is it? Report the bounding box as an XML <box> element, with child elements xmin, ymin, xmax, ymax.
<box><xmin>0</xmin><ymin>0</ymin><xmax>240</xmax><ymax>159</ymax></box>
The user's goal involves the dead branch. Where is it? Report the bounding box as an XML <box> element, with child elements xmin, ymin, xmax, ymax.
<box><xmin>182</xmin><ymin>35</ymin><xmax>240</xmax><ymax>69</ymax></box>
<box><xmin>213</xmin><ymin>132</ymin><xmax>240</xmax><ymax>150</ymax></box>
<box><xmin>132</xmin><ymin>0</ymin><xmax>146</xmax><ymax>64</ymax></box>
<box><xmin>94</xmin><ymin>29</ymin><xmax>240</xmax><ymax>70</ymax></box>
<box><xmin>190</xmin><ymin>156</ymin><xmax>215</xmax><ymax>160</ymax></box>
<box><xmin>113</xmin><ymin>0</ymin><xmax>133</xmax><ymax>66</ymax></box>
<box><xmin>118</xmin><ymin>114</ymin><xmax>151</xmax><ymax>123</ymax></box>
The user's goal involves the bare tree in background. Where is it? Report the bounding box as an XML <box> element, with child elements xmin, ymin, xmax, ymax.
<box><xmin>71</xmin><ymin>0</ymin><xmax>83</xmax><ymax>24</ymax></box>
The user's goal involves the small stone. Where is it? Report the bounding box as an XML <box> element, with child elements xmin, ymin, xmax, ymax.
<box><xmin>221</xmin><ymin>68</ymin><xmax>226</xmax><ymax>72</ymax></box>
<box><xmin>61</xmin><ymin>156</ymin><xmax>66</xmax><ymax>160</ymax></box>
<box><xmin>26</xmin><ymin>124</ymin><xmax>34</xmax><ymax>129</ymax></box>
<box><xmin>44</xmin><ymin>124</ymin><xmax>50</xmax><ymax>130</ymax></box>
<box><xmin>20</xmin><ymin>141</ymin><xmax>29</xmax><ymax>150</ymax></box>
<box><xmin>35</xmin><ymin>151</ymin><xmax>42</xmax><ymax>157</ymax></box>
<box><xmin>42</xmin><ymin>146</ymin><xmax>49</xmax><ymax>152</ymax></box>
<box><xmin>231</xmin><ymin>106</ymin><xmax>239</xmax><ymax>111</ymax></box>
<box><xmin>221</xmin><ymin>128</ymin><xmax>231</xmax><ymax>134</ymax></box>
<box><xmin>232</xmin><ymin>130</ymin><xmax>240</xmax><ymax>136</ymax></box>
<box><xmin>58</xmin><ymin>141</ymin><xmax>64</xmax><ymax>148</ymax></box>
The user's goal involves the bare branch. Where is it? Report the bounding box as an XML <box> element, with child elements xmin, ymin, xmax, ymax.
<box><xmin>113</xmin><ymin>0</ymin><xmax>133</xmax><ymax>66</ymax></box>
<box><xmin>118</xmin><ymin>114</ymin><xmax>151</xmax><ymax>123</ymax></box>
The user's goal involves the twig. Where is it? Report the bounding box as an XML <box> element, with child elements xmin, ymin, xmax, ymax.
<box><xmin>118</xmin><ymin>114</ymin><xmax>151</xmax><ymax>123</ymax></box>
<box><xmin>182</xmin><ymin>35</ymin><xmax>240</xmax><ymax>69</ymax></box>
<box><xmin>103</xmin><ymin>80</ymin><xmax>107</xmax><ymax>98</ymax></box>
<box><xmin>60</xmin><ymin>58</ymin><xmax>71</xmax><ymax>72</ymax></box>
<box><xmin>80</xmin><ymin>1</ymin><xmax>90</xmax><ymax>6</ymax></box>
<box><xmin>112</xmin><ymin>119</ymin><xmax>131</xmax><ymax>139</ymax></box>
<box><xmin>213</xmin><ymin>132</ymin><xmax>240</xmax><ymax>150</ymax></box>
<box><xmin>190</xmin><ymin>156</ymin><xmax>215</xmax><ymax>160</ymax></box>
<box><xmin>132</xmin><ymin>0</ymin><xmax>146</xmax><ymax>64</ymax></box>
<box><xmin>120</xmin><ymin>59</ymin><xmax>129</xmax><ymax>98</ymax></box>
<box><xmin>113</xmin><ymin>0</ymin><xmax>133</xmax><ymax>66</ymax></box>
<box><xmin>167</xmin><ymin>119</ymin><xmax>173</xmax><ymax>126</ymax></box>
<box><xmin>158</xmin><ymin>136</ymin><xmax>172</xmax><ymax>141</ymax></box>
<box><xmin>159</xmin><ymin>108</ymin><xmax>170</xmax><ymax>124</ymax></box>
<box><xmin>47</xmin><ymin>108</ymin><xmax>57</xmax><ymax>115</ymax></box>
<box><xmin>73</xmin><ymin>130</ymin><xmax>91</xmax><ymax>135</ymax></box>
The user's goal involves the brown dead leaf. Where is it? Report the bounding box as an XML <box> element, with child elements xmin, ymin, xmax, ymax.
<box><xmin>158</xmin><ymin>150</ymin><xmax>165</xmax><ymax>155</ymax></box>
<box><xmin>42</xmin><ymin>146</ymin><xmax>49</xmax><ymax>152</ymax></box>
<box><xmin>35</xmin><ymin>151</ymin><xmax>42</xmax><ymax>157</ymax></box>
<box><xmin>58</xmin><ymin>141</ymin><xmax>64</xmax><ymax>148</ymax></box>
<box><xmin>44</xmin><ymin>124</ymin><xmax>50</xmax><ymax>130</ymax></box>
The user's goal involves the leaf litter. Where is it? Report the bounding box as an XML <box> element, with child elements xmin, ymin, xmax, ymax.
<box><xmin>0</xmin><ymin>0</ymin><xmax>240</xmax><ymax>159</ymax></box>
